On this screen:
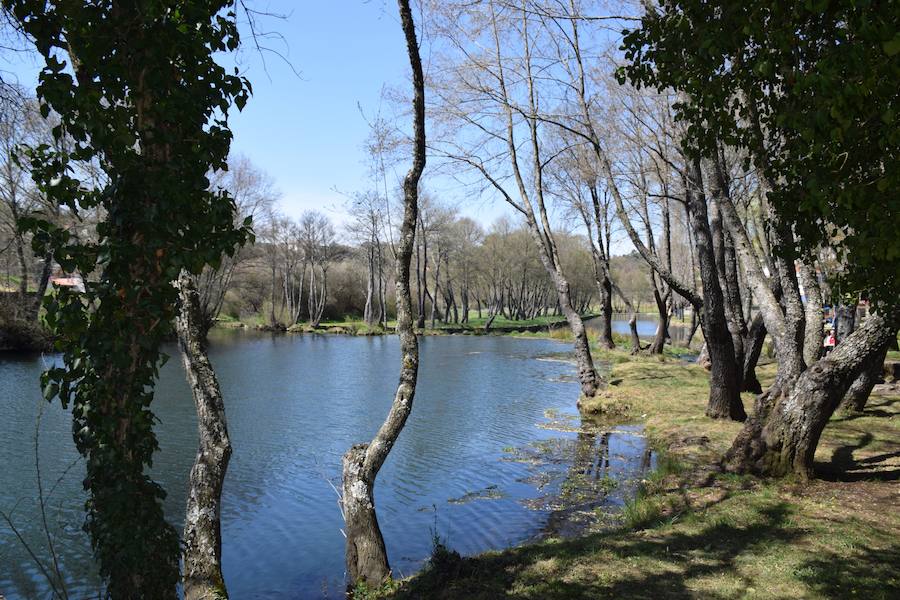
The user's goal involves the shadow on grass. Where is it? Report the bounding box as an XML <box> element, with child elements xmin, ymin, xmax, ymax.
<box><xmin>393</xmin><ymin>502</ymin><xmax>802</xmax><ymax>599</ymax></box>
<box><xmin>831</xmin><ymin>397</ymin><xmax>900</xmax><ymax>423</ymax></box>
<box><xmin>818</xmin><ymin>420</ymin><xmax>900</xmax><ymax>482</ymax></box>
<box><xmin>795</xmin><ymin>542</ymin><xmax>900</xmax><ymax>599</ymax></box>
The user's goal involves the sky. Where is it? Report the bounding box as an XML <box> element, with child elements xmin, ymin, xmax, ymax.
<box><xmin>2</xmin><ymin>1</ymin><xmax>516</xmax><ymax>229</ymax></box>
<box><xmin>224</xmin><ymin>0</ymin><xmax>428</xmax><ymax>224</ymax></box>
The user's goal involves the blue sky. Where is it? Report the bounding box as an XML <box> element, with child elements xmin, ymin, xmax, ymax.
<box><xmin>2</xmin><ymin>0</ymin><xmax>514</xmax><ymax>229</ymax></box>
<box><xmin>226</xmin><ymin>0</ymin><xmax>420</xmax><ymax>223</ymax></box>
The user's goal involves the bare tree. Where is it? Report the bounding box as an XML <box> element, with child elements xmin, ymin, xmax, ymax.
<box><xmin>341</xmin><ymin>0</ymin><xmax>426</xmax><ymax>587</ymax></box>
<box><xmin>428</xmin><ymin>0</ymin><xmax>600</xmax><ymax>398</ymax></box>
<box><xmin>193</xmin><ymin>155</ymin><xmax>279</xmax><ymax>333</ymax></box>
<box><xmin>175</xmin><ymin>272</ymin><xmax>232</xmax><ymax>600</ymax></box>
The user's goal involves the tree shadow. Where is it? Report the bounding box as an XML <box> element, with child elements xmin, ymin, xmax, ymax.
<box><xmin>831</xmin><ymin>397</ymin><xmax>900</xmax><ymax>422</ymax></box>
<box><xmin>795</xmin><ymin>542</ymin><xmax>900</xmax><ymax>599</ymax></box>
<box><xmin>817</xmin><ymin>429</ymin><xmax>900</xmax><ymax>482</ymax></box>
<box><xmin>393</xmin><ymin>501</ymin><xmax>800</xmax><ymax>599</ymax></box>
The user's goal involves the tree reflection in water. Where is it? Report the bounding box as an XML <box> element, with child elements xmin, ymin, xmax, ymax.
<box><xmin>511</xmin><ymin>417</ymin><xmax>656</xmax><ymax>538</ymax></box>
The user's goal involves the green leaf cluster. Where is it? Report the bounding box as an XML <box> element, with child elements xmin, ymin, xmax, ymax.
<box><xmin>620</xmin><ymin>0</ymin><xmax>899</xmax><ymax>307</ymax></box>
<box><xmin>4</xmin><ymin>0</ymin><xmax>252</xmax><ymax>595</ymax></box>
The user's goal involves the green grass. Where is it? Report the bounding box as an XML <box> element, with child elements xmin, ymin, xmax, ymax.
<box><xmin>0</xmin><ymin>275</ymin><xmax>38</xmax><ymax>293</ymax></box>
<box><xmin>386</xmin><ymin>350</ymin><xmax>899</xmax><ymax>600</ymax></box>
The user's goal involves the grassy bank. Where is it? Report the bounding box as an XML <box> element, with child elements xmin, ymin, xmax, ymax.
<box><xmin>385</xmin><ymin>350</ymin><xmax>899</xmax><ymax>599</ymax></box>
<box><xmin>215</xmin><ymin>314</ymin><xmax>583</xmax><ymax>336</ymax></box>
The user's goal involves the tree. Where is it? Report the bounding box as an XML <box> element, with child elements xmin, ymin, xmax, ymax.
<box><xmin>621</xmin><ymin>0</ymin><xmax>899</xmax><ymax>478</ymax></box>
<box><xmin>532</xmin><ymin>1</ymin><xmax>743</xmax><ymax>418</ymax></box>
<box><xmin>299</xmin><ymin>211</ymin><xmax>342</xmax><ymax>327</ymax></box>
<box><xmin>194</xmin><ymin>155</ymin><xmax>278</xmax><ymax>333</ymax></box>
<box><xmin>0</xmin><ymin>92</ymin><xmax>56</xmax><ymax>318</ymax></box>
<box><xmin>341</xmin><ymin>0</ymin><xmax>426</xmax><ymax>586</ymax></box>
<box><xmin>7</xmin><ymin>1</ymin><xmax>251</xmax><ymax>595</ymax></box>
<box><xmin>175</xmin><ymin>272</ymin><xmax>233</xmax><ymax>600</ymax></box>
<box><xmin>428</xmin><ymin>0</ymin><xmax>601</xmax><ymax>399</ymax></box>
<box><xmin>348</xmin><ymin>190</ymin><xmax>388</xmax><ymax>327</ymax></box>
<box><xmin>547</xmin><ymin>144</ymin><xmax>618</xmax><ymax>349</ymax></box>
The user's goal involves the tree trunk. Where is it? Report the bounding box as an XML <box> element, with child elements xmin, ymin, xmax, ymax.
<box><xmin>835</xmin><ymin>303</ymin><xmax>856</xmax><ymax>344</ymax></box>
<box><xmin>596</xmin><ymin>272</ymin><xmax>615</xmax><ymax>349</ymax></box>
<box><xmin>342</xmin><ymin>0</ymin><xmax>424</xmax><ymax>587</ymax></box>
<box><xmin>29</xmin><ymin>252</ymin><xmax>54</xmax><ymax>320</ymax></box>
<box><xmin>687</xmin><ymin>162</ymin><xmax>745</xmax><ymax>421</ymax></box>
<box><xmin>364</xmin><ymin>244</ymin><xmax>376</xmax><ymax>326</ymax></box>
<box><xmin>725</xmin><ymin>312</ymin><xmax>897</xmax><ymax>479</ymax></box>
<box><xmin>646</xmin><ymin>286</ymin><xmax>669</xmax><ymax>354</ymax></box>
<box><xmin>15</xmin><ymin>232</ymin><xmax>28</xmax><ymax>295</ymax></box>
<box><xmin>840</xmin><ymin>341</ymin><xmax>890</xmax><ymax>413</ymax></box>
<box><xmin>568</xmin><ymin>307</ymin><xmax>598</xmax><ymax>400</ymax></box>
<box><xmin>683</xmin><ymin>308</ymin><xmax>700</xmax><ymax>348</ymax></box>
<box><xmin>799</xmin><ymin>260</ymin><xmax>824</xmax><ymax>366</ymax></box>
<box><xmin>742</xmin><ymin>313</ymin><xmax>766</xmax><ymax>394</ymax></box>
<box><xmin>613</xmin><ymin>283</ymin><xmax>640</xmax><ymax>354</ymax></box>
<box><xmin>176</xmin><ymin>272</ymin><xmax>232</xmax><ymax>600</ymax></box>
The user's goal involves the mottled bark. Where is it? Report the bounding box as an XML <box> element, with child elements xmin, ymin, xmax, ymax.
<box><xmin>798</xmin><ymin>260</ymin><xmax>824</xmax><ymax>366</ymax></box>
<box><xmin>726</xmin><ymin>312</ymin><xmax>897</xmax><ymax>479</ymax></box>
<box><xmin>840</xmin><ymin>342</ymin><xmax>890</xmax><ymax>413</ymax></box>
<box><xmin>722</xmin><ymin>229</ymin><xmax>748</xmax><ymax>372</ymax></box>
<box><xmin>176</xmin><ymin>272</ymin><xmax>232</xmax><ymax>600</ymax></box>
<box><xmin>342</xmin><ymin>0</ymin><xmax>424</xmax><ymax>587</ymax></box>
<box><xmin>710</xmin><ymin>160</ymin><xmax>806</xmax><ymax>389</ymax></box>
<box><xmin>567</xmin><ymin>304</ymin><xmax>599</xmax><ymax>399</ymax></box>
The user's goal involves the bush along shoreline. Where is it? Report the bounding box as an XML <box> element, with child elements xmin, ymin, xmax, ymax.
<box><xmin>0</xmin><ymin>316</ymin><xmax>52</xmax><ymax>352</ymax></box>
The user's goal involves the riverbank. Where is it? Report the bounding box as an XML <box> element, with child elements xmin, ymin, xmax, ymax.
<box><xmin>385</xmin><ymin>350</ymin><xmax>900</xmax><ymax>599</ymax></box>
<box><xmin>216</xmin><ymin>314</ymin><xmax>582</xmax><ymax>337</ymax></box>
<box><xmin>0</xmin><ymin>316</ymin><xmax>52</xmax><ymax>352</ymax></box>
<box><xmin>214</xmin><ymin>312</ymin><xmax>690</xmax><ymax>339</ymax></box>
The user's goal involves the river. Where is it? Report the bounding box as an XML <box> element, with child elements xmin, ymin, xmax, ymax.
<box><xmin>0</xmin><ymin>330</ymin><xmax>654</xmax><ymax>599</ymax></box>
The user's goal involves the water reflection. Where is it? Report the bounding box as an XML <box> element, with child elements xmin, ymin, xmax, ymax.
<box><xmin>506</xmin><ymin>415</ymin><xmax>656</xmax><ymax>538</ymax></box>
<box><xmin>1</xmin><ymin>332</ymin><xmax>652</xmax><ymax>599</ymax></box>
<box><xmin>586</xmin><ymin>317</ymin><xmax>688</xmax><ymax>344</ymax></box>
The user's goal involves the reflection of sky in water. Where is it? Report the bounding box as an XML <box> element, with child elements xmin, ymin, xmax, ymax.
<box><xmin>586</xmin><ymin>317</ymin><xmax>689</xmax><ymax>342</ymax></box>
<box><xmin>0</xmin><ymin>330</ymin><xmax>651</xmax><ymax>599</ymax></box>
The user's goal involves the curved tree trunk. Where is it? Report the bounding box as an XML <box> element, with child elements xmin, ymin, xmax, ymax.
<box><xmin>725</xmin><ymin>312</ymin><xmax>896</xmax><ymax>480</ymax></box>
<box><xmin>176</xmin><ymin>272</ymin><xmax>232</xmax><ymax>600</ymax></box>
<box><xmin>840</xmin><ymin>342</ymin><xmax>890</xmax><ymax>413</ymax></box>
<box><xmin>682</xmin><ymin>309</ymin><xmax>700</xmax><ymax>348</ymax></box>
<box><xmin>741</xmin><ymin>313</ymin><xmax>766</xmax><ymax>394</ymax></box>
<box><xmin>342</xmin><ymin>1</ymin><xmax>424</xmax><ymax>587</ymax></box>
<box><xmin>646</xmin><ymin>287</ymin><xmax>669</xmax><ymax>354</ymax></box>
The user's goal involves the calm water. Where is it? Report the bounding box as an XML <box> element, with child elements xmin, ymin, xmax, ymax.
<box><xmin>588</xmin><ymin>316</ymin><xmax>689</xmax><ymax>343</ymax></box>
<box><xmin>0</xmin><ymin>331</ymin><xmax>652</xmax><ymax>599</ymax></box>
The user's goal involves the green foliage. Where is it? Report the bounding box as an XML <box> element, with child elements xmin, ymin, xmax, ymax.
<box><xmin>620</xmin><ymin>0</ymin><xmax>900</xmax><ymax>307</ymax></box>
<box><xmin>350</xmin><ymin>577</ymin><xmax>402</xmax><ymax>600</ymax></box>
<box><xmin>5</xmin><ymin>0</ymin><xmax>251</xmax><ymax>595</ymax></box>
